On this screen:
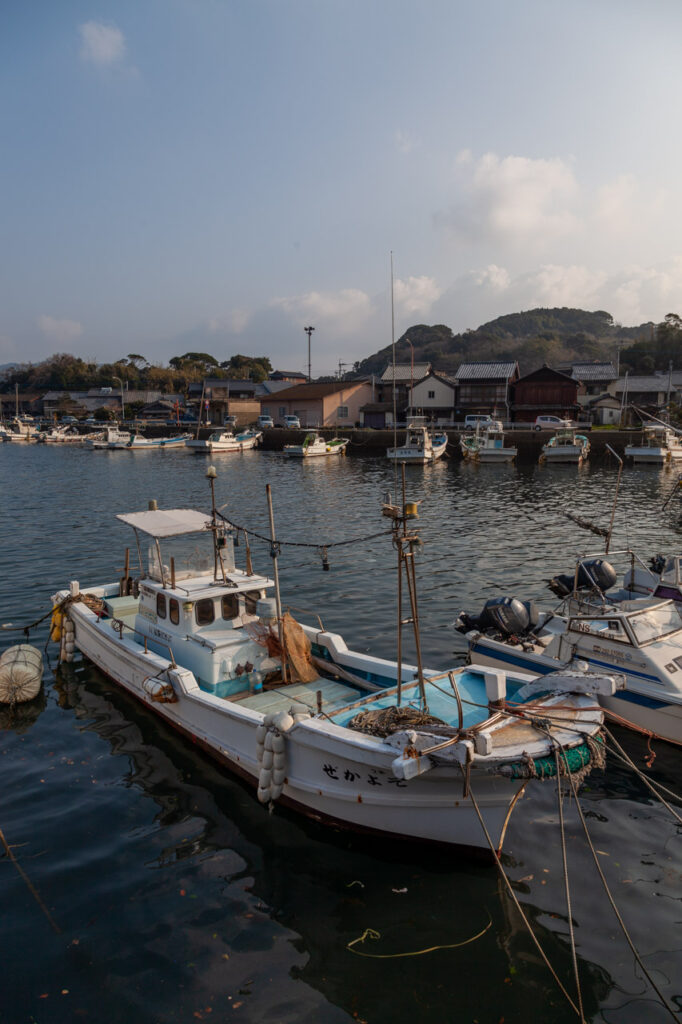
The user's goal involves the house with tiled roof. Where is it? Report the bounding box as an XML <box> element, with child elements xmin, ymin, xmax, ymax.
<box><xmin>512</xmin><ymin>366</ymin><xmax>580</xmax><ymax>423</ymax></box>
<box><xmin>453</xmin><ymin>361</ymin><xmax>519</xmax><ymax>420</ymax></box>
<box><xmin>571</xmin><ymin>362</ymin><xmax>618</xmax><ymax>407</ymax></box>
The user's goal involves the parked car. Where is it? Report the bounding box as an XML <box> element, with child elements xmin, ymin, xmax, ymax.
<box><xmin>224</xmin><ymin>415</ymin><xmax>238</xmax><ymax>427</ymax></box>
<box><xmin>464</xmin><ymin>414</ymin><xmax>495</xmax><ymax>429</ymax></box>
<box><xmin>60</xmin><ymin>415</ymin><xmax>78</xmax><ymax>424</ymax></box>
<box><xmin>283</xmin><ymin>415</ymin><xmax>301</xmax><ymax>429</ymax></box>
<box><xmin>257</xmin><ymin>414</ymin><xmax>274</xmax><ymax>429</ymax></box>
<box><xmin>82</xmin><ymin>416</ymin><xmax>97</xmax><ymax>424</ymax></box>
<box><xmin>533</xmin><ymin>415</ymin><xmax>572</xmax><ymax>431</ymax></box>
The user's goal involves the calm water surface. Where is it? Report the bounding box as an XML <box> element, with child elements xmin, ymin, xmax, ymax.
<box><xmin>0</xmin><ymin>444</ymin><xmax>680</xmax><ymax>1023</ymax></box>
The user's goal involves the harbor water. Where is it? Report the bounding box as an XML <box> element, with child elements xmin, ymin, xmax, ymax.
<box><xmin>0</xmin><ymin>443</ymin><xmax>680</xmax><ymax>1023</ymax></box>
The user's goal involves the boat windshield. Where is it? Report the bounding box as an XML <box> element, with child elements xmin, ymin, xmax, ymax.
<box><xmin>146</xmin><ymin>531</ymin><xmax>235</xmax><ymax>581</ymax></box>
<box><xmin>627</xmin><ymin>603</ymin><xmax>682</xmax><ymax>645</ymax></box>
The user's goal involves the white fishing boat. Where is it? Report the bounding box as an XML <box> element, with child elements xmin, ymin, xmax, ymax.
<box><xmin>49</xmin><ymin>478</ymin><xmax>613</xmax><ymax>855</ymax></box>
<box><xmin>539</xmin><ymin>430</ymin><xmax>590</xmax><ymax>464</ymax></box>
<box><xmin>460</xmin><ymin>422</ymin><xmax>517</xmax><ymax>463</ymax></box>
<box><xmin>85</xmin><ymin>426</ymin><xmax>132</xmax><ymax>450</ymax></box>
<box><xmin>0</xmin><ymin>418</ymin><xmax>40</xmax><ymax>442</ymax></box>
<box><xmin>455</xmin><ymin>555</ymin><xmax>682</xmax><ymax>745</ymax></box>
<box><xmin>186</xmin><ymin>429</ymin><xmax>262</xmax><ymax>453</ymax></box>
<box><xmin>38</xmin><ymin>426</ymin><xmax>83</xmax><ymax>444</ymax></box>
<box><xmin>283</xmin><ymin>433</ymin><xmax>349</xmax><ymax>458</ymax></box>
<box><xmin>624</xmin><ymin>423</ymin><xmax>682</xmax><ymax>464</ymax></box>
<box><xmin>121</xmin><ymin>434</ymin><xmax>191</xmax><ymax>450</ymax></box>
<box><xmin>387</xmin><ymin>418</ymin><xmax>448</xmax><ymax>464</ymax></box>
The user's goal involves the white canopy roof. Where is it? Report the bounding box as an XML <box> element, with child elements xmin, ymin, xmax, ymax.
<box><xmin>116</xmin><ymin>508</ymin><xmax>213</xmax><ymax>538</ymax></box>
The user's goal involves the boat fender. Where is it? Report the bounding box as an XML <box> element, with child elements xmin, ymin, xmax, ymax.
<box><xmin>261</xmin><ymin>749</ymin><xmax>274</xmax><ymax>770</ymax></box>
<box><xmin>264</xmin><ymin>731</ymin><xmax>275</xmax><ymax>752</ymax></box>
<box><xmin>0</xmin><ymin>644</ymin><xmax>44</xmax><ymax>704</ymax></box>
<box><xmin>272</xmin><ymin>766</ymin><xmax>286</xmax><ymax>787</ymax></box>
<box><xmin>257</xmin><ymin>786</ymin><xmax>271</xmax><ymax>804</ymax></box>
<box><xmin>270</xmin><ymin>783</ymin><xmax>283</xmax><ymax>800</ymax></box>
<box><xmin>271</xmin><ymin>711</ymin><xmax>294</xmax><ymax>732</ymax></box>
<box><xmin>273</xmin><ymin>750</ymin><xmax>285</xmax><ymax>771</ymax></box>
<box><xmin>271</xmin><ymin>734</ymin><xmax>285</xmax><ymax>755</ymax></box>
<box><xmin>255</xmin><ymin>724</ymin><xmax>267</xmax><ymax>745</ymax></box>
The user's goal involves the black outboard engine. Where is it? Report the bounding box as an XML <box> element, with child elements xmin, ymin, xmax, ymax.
<box><xmin>548</xmin><ymin>558</ymin><xmax>617</xmax><ymax>598</ymax></box>
<box><xmin>649</xmin><ymin>553</ymin><xmax>666</xmax><ymax>575</ymax></box>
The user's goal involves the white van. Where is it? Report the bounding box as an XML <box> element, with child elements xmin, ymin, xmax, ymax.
<box><xmin>464</xmin><ymin>414</ymin><xmax>495</xmax><ymax>429</ymax></box>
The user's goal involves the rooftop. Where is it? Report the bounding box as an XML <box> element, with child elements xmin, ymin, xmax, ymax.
<box><xmin>381</xmin><ymin>362</ymin><xmax>431</xmax><ymax>382</ymax></box>
<box><xmin>455</xmin><ymin>361</ymin><xmax>518</xmax><ymax>381</ymax></box>
<box><xmin>571</xmin><ymin>362</ymin><xmax>618</xmax><ymax>381</ymax></box>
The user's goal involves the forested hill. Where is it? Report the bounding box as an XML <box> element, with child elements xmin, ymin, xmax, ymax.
<box><xmin>355</xmin><ymin>307</ymin><xmax>654</xmax><ymax>378</ymax></box>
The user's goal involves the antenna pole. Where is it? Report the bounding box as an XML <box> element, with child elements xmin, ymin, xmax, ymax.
<box><xmin>604</xmin><ymin>445</ymin><xmax>623</xmax><ymax>554</ymax></box>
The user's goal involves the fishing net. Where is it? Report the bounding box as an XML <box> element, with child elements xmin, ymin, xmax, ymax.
<box><xmin>349</xmin><ymin>705</ymin><xmax>446</xmax><ymax>737</ymax></box>
<box><xmin>246</xmin><ymin>612</ymin><xmax>317</xmax><ymax>683</ymax></box>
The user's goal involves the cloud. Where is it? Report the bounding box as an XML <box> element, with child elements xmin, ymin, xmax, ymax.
<box><xmin>38</xmin><ymin>315</ymin><xmax>83</xmax><ymax>343</ymax></box>
<box><xmin>394</xmin><ymin>275</ymin><xmax>441</xmax><ymax>315</ymax></box>
<box><xmin>208</xmin><ymin>309</ymin><xmax>250</xmax><ymax>334</ymax></box>
<box><xmin>79</xmin><ymin>21</ymin><xmax>126</xmax><ymax>67</ymax></box>
<box><xmin>437</xmin><ymin>151</ymin><xmax>580</xmax><ymax>243</ymax></box>
<box><xmin>394</xmin><ymin>130</ymin><xmax>417</xmax><ymax>154</ymax></box>
<box><xmin>272</xmin><ymin>288</ymin><xmax>373</xmax><ymax>336</ymax></box>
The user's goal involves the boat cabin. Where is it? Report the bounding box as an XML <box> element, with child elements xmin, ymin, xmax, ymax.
<box><xmin>110</xmin><ymin>509</ymin><xmax>277</xmax><ymax>696</ymax></box>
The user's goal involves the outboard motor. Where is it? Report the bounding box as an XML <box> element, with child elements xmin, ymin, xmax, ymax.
<box><xmin>456</xmin><ymin>596</ymin><xmax>537</xmax><ymax>636</ymax></box>
<box><xmin>649</xmin><ymin>553</ymin><xmax>666</xmax><ymax>576</ymax></box>
<box><xmin>548</xmin><ymin>558</ymin><xmax>617</xmax><ymax>598</ymax></box>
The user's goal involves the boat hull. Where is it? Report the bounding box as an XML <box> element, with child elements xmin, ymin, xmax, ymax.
<box><xmin>467</xmin><ymin>634</ymin><xmax>682</xmax><ymax>745</ymax></box>
<box><xmin>62</xmin><ymin>598</ymin><xmax>527</xmax><ymax>854</ymax></box>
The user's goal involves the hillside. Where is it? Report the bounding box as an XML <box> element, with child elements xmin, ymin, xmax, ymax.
<box><xmin>355</xmin><ymin>307</ymin><xmax>654</xmax><ymax>378</ymax></box>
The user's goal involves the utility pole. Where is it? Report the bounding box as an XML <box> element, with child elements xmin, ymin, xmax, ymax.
<box><xmin>304</xmin><ymin>326</ymin><xmax>315</xmax><ymax>383</ymax></box>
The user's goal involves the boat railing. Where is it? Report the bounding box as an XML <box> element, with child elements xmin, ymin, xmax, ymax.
<box><xmin>109</xmin><ymin>616</ymin><xmax>177</xmax><ymax>668</ymax></box>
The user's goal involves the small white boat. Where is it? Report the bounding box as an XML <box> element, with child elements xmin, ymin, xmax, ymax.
<box><xmin>460</xmin><ymin>422</ymin><xmax>517</xmax><ymax>463</ymax></box>
<box><xmin>122</xmin><ymin>434</ymin><xmax>191</xmax><ymax>450</ymax></box>
<box><xmin>456</xmin><ymin>556</ymin><xmax>682</xmax><ymax>745</ymax></box>
<box><xmin>49</xmin><ymin>493</ymin><xmax>613</xmax><ymax>855</ymax></box>
<box><xmin>186</xmin><ymin>429</ymin><xmax>262</xmax><ymax>453</ymax></box>
<box><xmin>283</xmin><ymin>433</ymin><xmax>349</xmax><ymax>458</ymax></box>
<box><xmin>625</xmin><ymin>423</ymin><xmax>682</xmax><ymax>464</ymax></box>
<box><xmin>0</xmin><ymin>418</ymin><xmax>40</xmax><ymax>442</ymax></box>
<box><xmin>38</xmin><ymin>426</ymin><xmax>83</xmax><ymax>444</ymax></box>
<box><xmin>85</xmin><ymin>426</ymin><xmax>132</xmax><ymax>450</ymax></box>
<box><xmin>387</xmin><ymin>418</ymin><xmax>448</xmax><ymax>464</ymax></box>
<box><xmin>539</xmin><ymin>430</ymin><xmax>590</xmax><ymax>464</ymax></box>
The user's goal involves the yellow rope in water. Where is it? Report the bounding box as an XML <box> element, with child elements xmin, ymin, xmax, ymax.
<box><xmin>346</xmin><ymin>916</ymin><xmax>492</xmax><ymax>958</ymax></box>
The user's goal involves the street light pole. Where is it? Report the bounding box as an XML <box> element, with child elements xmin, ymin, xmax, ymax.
<box><xmin>113</xmin><ymin>376</ymin><xmax>125</xmax><ymax>422</ymax></box>
<box><xmin>304</xmin><ymin>326</ymin><xmax>315</xmax><ymax>383</ymax></box>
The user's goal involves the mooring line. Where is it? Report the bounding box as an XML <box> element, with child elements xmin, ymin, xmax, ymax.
<box><xmin>562</xmin><ymin>755</ymin><xmax>681</xmax><ymax>1023</ymax></box>
<box><xmin>465</xmin><ymin>773</ymin><xmax>581</xmax><ymax>1018</ymax></box>
<box><xmin>0</xmin><ymin>826</ymin><xmax>61</xmax><ymax>934</ymax></box>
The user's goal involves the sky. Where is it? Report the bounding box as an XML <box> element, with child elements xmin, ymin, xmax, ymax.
<box><xmin>2</xmin><ymin>0</ymin><xmax>682</xmax><ymax>376</ymax></box>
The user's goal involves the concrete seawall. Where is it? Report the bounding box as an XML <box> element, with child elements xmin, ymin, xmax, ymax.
<box><xmin>255</xmin><ymin>427</ymin><xmax>640</xmax><ymax>460</ymax></box>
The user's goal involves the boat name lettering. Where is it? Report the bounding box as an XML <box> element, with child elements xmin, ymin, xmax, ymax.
<box><xmin>321</xmin><ymin>764</ymin><xmax>407</xmax><ymax>787</ymax></box>
<box><xmin>150</xmin><ymin>626</ymin><xmax>172</xmax><ymax>643</ymax></box>
<box><xmin>140</xmin><ymin>585</ymin><xmax>155</xmax><ymax>597</ymax></box>
<box><xmin>139</xmin><ymin>607</ymin><xmax>157</xmax><ymax>623</ymax></box>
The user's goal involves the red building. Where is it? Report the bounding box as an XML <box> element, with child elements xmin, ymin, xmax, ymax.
<box><xmin>511</xmin><ymin>366</ymin><xmax>580</xmax><ymax>423</ymax></box>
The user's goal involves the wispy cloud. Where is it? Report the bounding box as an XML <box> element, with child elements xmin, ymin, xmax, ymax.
<box><xmin>438</xmin><ymin>151</ymin><xmax>579</xmax><ymax>243</ymax></box>
<box><xmin>78</xmin><ymin>21</ymin><xmax>127</xmax><ymax>68</ymax></box>
<box><xmin>394</xmin><ymin>275</ymin><xmax>441</xmax><ymax>315</ymax></box>
<box><xmin>272</xmin><ymin>288</ymin><xmax>373</xmax><ymax>336</ymax></box>
<box><xmin>38</xmin><ymin>315</ymin><xmax>83</xmax><ymax>343</ymax></box>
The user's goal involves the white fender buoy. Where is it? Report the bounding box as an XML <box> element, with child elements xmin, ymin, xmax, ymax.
<box><xmin>0</xmin><ymin>645</ymin><xmax>43</xmax><ymax>704</ymax></box>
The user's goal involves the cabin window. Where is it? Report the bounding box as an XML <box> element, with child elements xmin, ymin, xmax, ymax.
<box><xmin>169</xmin><ymin>598</ymin><xmax>179</xmax><ymax>625</ymax></box>
<box><xmin>569</xmin><ymin>618</ymin><xmax>630</xmax><ymax>643</ymax></box>
<box><xmin>337</xmin><ymin>406</ymin><xmax>349</xmax><ymax>418</ymax></box>
<box><xmin>156</xmin><ymin>593</ymin><xmax>167</xmax><ymax>619</ymax></box>
<box><xmin>244</xmin><ymin>590</ymin><xmax>262</xmax><ymax>615</ymax></box>
<box><xmin>195</xmin><ymin>598</ymin><xmax>215</xmax><ymax>626</ymax></box>
<box><xmin>221</xmin><ymin>595</ymin><xmax>239</xmax><ymax>620</ymax></box>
